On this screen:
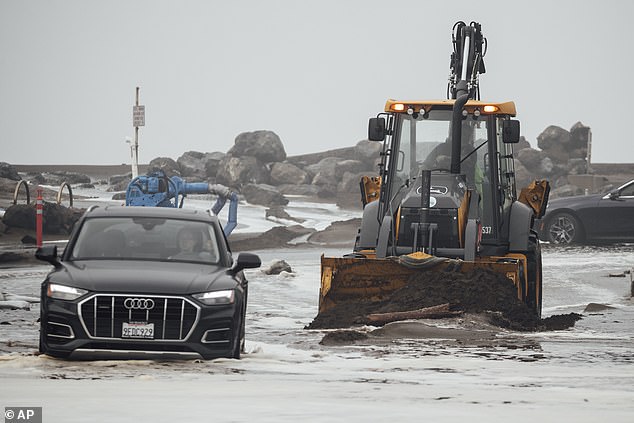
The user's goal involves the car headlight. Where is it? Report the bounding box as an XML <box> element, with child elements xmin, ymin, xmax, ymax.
<box><xmin>47</xmin><ymin>283</ymin><xmax>88</xmax><ymax>301</ymax></box>
<box><xmin>193</xmin><ymin>290</ymin><xmax>235</xmax><ymax>305</ymax></box>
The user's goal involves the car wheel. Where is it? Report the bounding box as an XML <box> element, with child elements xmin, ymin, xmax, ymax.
<box><xmin>546</xmin><ymin>212</ymin><xmax>583</xmax><ymax>244</ymax></box>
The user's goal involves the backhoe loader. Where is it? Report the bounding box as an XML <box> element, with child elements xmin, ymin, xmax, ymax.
<box><xmin>317</xmin><ymin>21</ymin><xmax>550</xmax><ymax>322</ymax></box>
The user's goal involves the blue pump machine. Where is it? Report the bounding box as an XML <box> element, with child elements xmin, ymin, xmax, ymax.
<box><xmin>125</xmin><ymin>170</ymin><xmax>238</xmax><ymax>236</ymax></box>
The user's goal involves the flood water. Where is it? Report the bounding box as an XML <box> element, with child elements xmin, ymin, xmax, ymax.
<box><xmin>1</xmin><ymin>243</ymin><xmax>633</xmax><ymax>422</ymax></box>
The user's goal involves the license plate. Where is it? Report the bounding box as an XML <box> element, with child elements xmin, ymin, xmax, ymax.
<box><xmin>122</xmin><ymin>322</ymin><xmax>154</xmax><ymax>339</ymax></box>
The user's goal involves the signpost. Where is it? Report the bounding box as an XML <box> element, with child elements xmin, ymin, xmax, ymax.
<box><xmin>133</xmin><ymin>105</ymin><xmax>145</xmax><ymax>127</ymax></box>
<box><xmin>130</xmin><ymin>87</ymin><xmax>144</xmax><ymax>178</ymax></box>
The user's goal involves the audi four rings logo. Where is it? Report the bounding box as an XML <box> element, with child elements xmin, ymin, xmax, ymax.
<box><xmin>124</xmin><ymin>298</ymin><xmax>155</xmax><ymax>310</ymax></box>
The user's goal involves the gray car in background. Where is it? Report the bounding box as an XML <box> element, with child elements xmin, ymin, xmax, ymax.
<box><xmin>536</xmin><ymin>179</ymin><xmax>634</xmax><ymax>244</ymax></box>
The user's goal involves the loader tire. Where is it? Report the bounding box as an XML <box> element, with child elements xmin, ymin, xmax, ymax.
<box><xmin>526</xmin><ymin>233</ymin><xmax>542</xmax><ymax>317</ymax></box>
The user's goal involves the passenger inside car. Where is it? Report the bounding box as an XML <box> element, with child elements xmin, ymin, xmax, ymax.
<box><xmin>82</xmin><ymin>230</ymin><xmax>127</xmax><ymax>258</ymax></box>
<box><xmin>170</xmin><ymin>227</ymin><xmax>215</xmax><ymax>262</ymax></box>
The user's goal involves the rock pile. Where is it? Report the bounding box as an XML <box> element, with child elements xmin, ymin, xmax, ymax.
<box><xmin>118</xmin><ymin>131</ymin><xmax>383</xmax><ymax>209</ymax></box>
<box><xmin>513</xmin><ymin>122</ymin><xmax>609</xmax><ymax>197</ymax></box>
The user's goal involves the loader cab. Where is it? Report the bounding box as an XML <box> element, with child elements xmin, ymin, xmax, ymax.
<box><xmin>372</xmin><ymin>100</ymin><xmax>519</xmax><ymax>256</ymax></box>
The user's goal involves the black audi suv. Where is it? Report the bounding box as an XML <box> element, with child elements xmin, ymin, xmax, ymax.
<box><xmin>36</xmin><ymin>205</ymin><xmax>261</xmax><ymax>360</ymax></box>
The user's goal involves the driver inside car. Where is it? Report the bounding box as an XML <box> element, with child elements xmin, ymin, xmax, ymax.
<box><xmin>170</xmin><ymin>227</ymin><xmax>214</xmax><ymax>262</ymax></box>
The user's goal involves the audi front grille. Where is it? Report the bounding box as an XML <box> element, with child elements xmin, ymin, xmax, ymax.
<box><xmin>78</xmin><ymin>294</ymin><xmax>200</xmax><ymax>341</ymax></box>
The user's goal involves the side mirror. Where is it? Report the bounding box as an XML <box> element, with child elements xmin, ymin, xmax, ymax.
<box><xmin>231</xmin><ymin>252</ymin><xmax>261</xmax><ymax>273</ymax></box>
<box><xmin>502</xmin><ymin>120</ymin><xmax>520</xmax><ymax>143</ymax></box>
<box><xmin>368</xmin><ymin>117</ymin><xmax>386</xmax><ymax>141</ymax></box>
<box><xmin>35</xmin><ymin>245</ymin><xmax>62</xmax><ymax>268</ymax></box>
<box><xmin>609</xmin><ymin>190</ymin><xmax>620</xmax><ymax>200</ymax></box>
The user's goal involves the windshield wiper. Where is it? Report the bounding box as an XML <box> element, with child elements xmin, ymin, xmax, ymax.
<box><xmin>460</xmin><ymin>139</ymin><xmax>487</xmax><ymax>164</ymax></box>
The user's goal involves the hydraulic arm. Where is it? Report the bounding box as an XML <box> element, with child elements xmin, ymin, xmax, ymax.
<box><xmin>448</xmin><ymin>21</ymin><xmax>487</xmax><ymax>100</ymax></box>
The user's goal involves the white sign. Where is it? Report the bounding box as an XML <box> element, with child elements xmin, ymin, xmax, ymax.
<box><xmin>133</xmin><ymin>105</ymin><xmax>145</xmax><ymax>127</ymax></box>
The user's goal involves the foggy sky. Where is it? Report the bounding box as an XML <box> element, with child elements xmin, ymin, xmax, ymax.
<box><xmin>0</xmin><ymin>0</ymin><xmax>631</xmax><ymax>164</ymax></box>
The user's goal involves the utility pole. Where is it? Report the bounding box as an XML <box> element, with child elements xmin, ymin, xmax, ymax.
<box><xmin>131</xmin><ymin>86</ymin><xmax>145</xmax><ymax>178</ymax></box>
<box><xmin>585</xmin><ymin>128</ymin><xmax>592</xmax><ymax>174</ymax></box>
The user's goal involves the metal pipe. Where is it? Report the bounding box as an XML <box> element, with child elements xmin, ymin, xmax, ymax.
<box><xmin>450</xmin><ymin>94</ymin><xmax>469</xmax><ymax>174</ymax></box>
<box><xmin>460</xmin><ymin>33</ymin><xmax>471</xmax><ymax>81</ymax></box>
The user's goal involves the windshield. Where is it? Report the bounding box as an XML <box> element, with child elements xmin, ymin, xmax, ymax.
<box><xmin>70</xmin><ymin>217</ymin><xmax>220</xmax><ymax>264</ymax></box>
<box><xmin>394</xmin><ymin>110</ymin><xmax>488</xmax><ymax>189</ymax></box>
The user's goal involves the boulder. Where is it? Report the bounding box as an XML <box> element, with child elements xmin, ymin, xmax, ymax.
<box><xmin>262</xmin><ymin>259</ymin><xmax>293</xmax><ymax>275</ymax></box>
<box><xmin>308</xmin><ymin>157</ymin><xmax>341</xmax><ymax>195</ymax></box>
<box><xmin>307</xmin><ymin>218</ymin><xmax>362</xmax><ymax>245</ymax></box>
<box><xmin>0</xmin><ymin>162</ymin><xmax>20</xmax><ymax>181</ymax></box>
<box><xmin>316</xmin><ymin>186</ymin><xmax>337</xmax><ymax>199</ymax></box>
<box><xmin>306</xmin><ymin>157</ymin><xmax>339</xmax><ymax>179</ymax></box>
<box><xmin>177</xmin><ymin>151</ymin><xmax>207</xmax><ymax>179</ymax></box>
<box><xmin>286</xmin><ymin>146</ymin><xmax>357</xmax><ymax>168</ymax></box>
<box><xmin>337</xmin><ymin>171</ymin><xmax>372</xmax><ymax>195</ymax></box>
<box><xmin>569</xmin><ymin>147</ymin><xmax>588</xmax><ymax>160</ymax></box>
<box><xmin>241</xmin><ymin>184</ymin><xmax>288</xmax><ymax>206</ymax></box>
<box><xmin>569</xmin><ymin>122</ymin><xmax>591</xmax><ymax>151</ymax></box>
<box><xmin>216</xmin><ymin>156</ymin><xmax>270</xmax><ymax>187</ymax></box>
<box><xmin>335</xmin><ymin>160</ymin><xmax>367</xmax><ymax>180</ymax></box>
<box><xmin>270</xmin><ymin>162</ymin><xmax>310</xmax><ymax>185</ymax></box>
<box><xmin>2</xmin><ymin>203</ymin><xmax>84</xmax><ymax>234</ymax></box>
<box><xmin>176</xmin><ymin>151</ymin><xmax>227</xmax><ymax>180</ymax></box>
<box><xmin>108</xmin><ymin>173</ymin><xmax>132</xmax><ymax>192</ymax></box>
<box><xmin>312</xmin><ymin>172</ymin><xmax>336</xmax><ymax>189</ymax></box>
<box><xmin>566</xmin><ymin>158</ymin><xmax>589</xmax><ymax>175</ymax></box>
<box><xmin>513</xmin><ymin>161</ymin><xmax>533</xmax><ymax>191</ymax></box>
<box><xmin>229</xmin><ymin>130</ymin><xmax>286</xmax><ymax>163</ymax></box>
<box><xmin>516</xmin><ymin>136</ymin><xmax>532</xmax><ymax>151</ymax></box>
<box><xmin>515</xmin><ymin>148</ymin><xmax>547</xmax><ymax>172</ymax></box>
<box><xmin>0</xmin><ymin>177</ymin><xmax>22</xmax><ymax>197</ymax></box>
<box><xmin>40</xmin><ymin>172</ymin><xmax>91</xmax><ymax>185</ymax></box>
<box><xmin>537</xmin><ymin>125</ymin><xmax>570</xmax><ymax>151</ymax></box>
<box><xmin>545</xmin><ymin>144</ymin><xmax>570</xmax><ymax>164</ymax></box>
<box><xmin>21</xmin><ymin>234</ymin><xmax>36</xmax><ymax>245</ymax></box>
<box><xmin>336</xmin><ymin>172</ymin><xmax>368</xmax><ymax>209</ymax></box>
<box><xmin>204</xmin><ymin>152</ymin><xmax>227</xmax><ymax>179</ymax></box>
<box><xmin>21</xmin><ymin>173</ymin><xmax>46</xmax><ymax>185</ymax></box>
<box><xmin>539</xmin><ymin>157</ymin><xmax>555</xmax><ymax>174</ymax></box>
<box><xmin>354</xmin><ymin>140</ymin><xmax>383</xmax><ymax>167</ymax></box>
<box><xmin>265</xmin><ymin>206</ymin><xmax>305</xmax><ymax>223</ymax></box>
<box><xmin>148</xmin><ymin>157</ymin><xmax>180</xmax><ymax>176</ymax></box>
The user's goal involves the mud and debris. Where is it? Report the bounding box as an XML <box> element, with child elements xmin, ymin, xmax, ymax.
<box><xmin>307</xmin><ymin>268</ymin><xmax>582</xmax><ymax>331</ymax></box>
<box><xmin>319</xmin><ymin>330</ymin><xmax>369</xmax><ymax>346</ymax></box>
<box><xmin>583</xmin><ymin>303</ymin><xmax>616</xmax><ymax>313</ymax></box>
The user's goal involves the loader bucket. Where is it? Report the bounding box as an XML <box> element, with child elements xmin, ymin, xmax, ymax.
<box><xmin>318</xmin><ymin>253</ymin><xmax>524</xmax><ymax>316</ymax></box>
